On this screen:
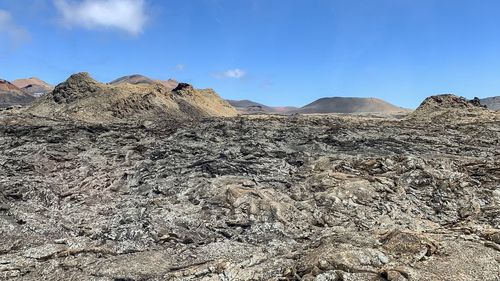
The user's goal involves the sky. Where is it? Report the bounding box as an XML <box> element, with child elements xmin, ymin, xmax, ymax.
<box><xmin>1</xmin><ymin>0</ymin><xmax>500</xmax><ymax>108</ymax></box>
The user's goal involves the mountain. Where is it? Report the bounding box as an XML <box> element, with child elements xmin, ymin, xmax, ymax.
<box><xmin>298</xmin><ymin>97</ymin><xmax>406</xmax><ymax>114</ymax></box>
<box><xmin>28</xmin><ymin>73</ymin><xmax>238</xmax><ymax>123</ymax></box>
<box><xmin>480</xmin><ymin>96</ymin><xmax>500</xmax><ymax>110</ymax></box>
<box><xmin>0</xmin><ymin>79</ymin><xmax>36</xmax><ymax>108</ymax></box>
<box><xmin>408</xmin><ymin>94</ymin><xmax>499</xmax><ymax>123</ymax></box>
<box><xmin>227</xmin><ymin>99</ymin><xmax>298</xmax><ymax>114</ymax></box>
<box><xmin>109</xmin><ymin>74</ymin><xmax>156</xmax><ymax>85</ymax></box>
<box><xmin>12</xmin><ymin>77</ymin><xmax>54</xmax><ymax>97</ymax></box>
<box><xmin>111</xmin><ymin>75</ymin><xmax>179</xmax><ymax>91</ymax></box>
<box><xmin>227</xmin><ymin>100</ymin><xmax>276</xmax><ymax>113</ymax></box>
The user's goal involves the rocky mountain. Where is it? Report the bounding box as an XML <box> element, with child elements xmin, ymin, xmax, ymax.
<box><xmin>298</xmin><ymin>97</ymin><xmax>406</xmax><ymax>114</ymax></box>
<box><xmin>11</xmin><ymin>77</ymin><xmax>54</xmax><ymax>97</ymax></box>
<box><xmin>408</xmin><ymin>94</ymin><xmax>497</xmax><ymax>123</ymax></box>
<box><xmin>0</xmin><ymin>79</ymin><xmax>36</xmax><ymax>108</ymax></box>
<box><xmin>481</xmin><ymin>96</ymin><xmax>500</xmax><ymax>110</ymax></box>
<box><xmin>28</xmin><ymin>73</ymin><xmax>238</xmax><ymax>123</ymax></box>
<box><xmin>228</xmin><ymin>99</ymin><xmax>299</xmax><ymax>114</ymax></box>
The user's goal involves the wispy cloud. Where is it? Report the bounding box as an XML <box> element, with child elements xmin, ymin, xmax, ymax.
<box><xmin>53</xmin><ymin>0</ymin><xmax>148</xmax><ymax>35</ymax></box>
<box><xmin>0</xmin><ymin>10</ymin><xmax>30</xmax><ymax>49</ymax></box>
<box><xmin>172</xmin><ymin>64</ymin><xmax>186</xmax><ymax>72</ymax></box>
<box><xmin>213</xmin><ymin>68</ymin><xmax>247</xmax><ymax>79</ymax></box>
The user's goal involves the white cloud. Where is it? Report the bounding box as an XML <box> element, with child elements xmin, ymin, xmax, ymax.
<box><xmin>53</xmin><ymin>0</ymin><xmax>148</xmax><ymax>35</ymax></box>
<box><xmin>0</xmin><ymin>10</ymin><xmax>30</xmax><ymax>48</ymax></box>
<box><xmin>172</xmin><ymin>64</ymin><xmax>186</xmax><ymax>72</ymax></box>
<box><xmin>213</xmin><ymin>68</ymin><xmax>247</xmax><ymax>79</ymax></box>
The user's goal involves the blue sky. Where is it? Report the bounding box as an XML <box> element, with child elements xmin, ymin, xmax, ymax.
<box><xmin>1</xmin><ymin>0</ymin><xmax>500</xmax><ymax>108</ymax></box>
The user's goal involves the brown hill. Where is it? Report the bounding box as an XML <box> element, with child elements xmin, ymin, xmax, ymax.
<box><xmin>156</xmin><ymin>79</ymin><xmax>179</xmax><ymax>91</ymax></box>
<box><xmin>408</xmin><ymin>94</ymin><xmax>499</xmax><ymax>123</ymax></box>
<box><xmin>0</xmin><ymin>79</ymin><xmax>36</xmax><ymax>108</ymax></box>
<box><xmin>298</xmin><ymin>97</ymin><xmax>406</xmax><ymax>114</ymax></box>
<box><xmin>109</xmin><ymin>74</ymin><xmax>156</xmax><ymax>85</ymax></box>
<box><xmin>12</xmin><ymin>77</ymin><xmax>54</xmax><ymax>96</ymax></box>
<box><xmin>28</xmin><ymin>73</ymin><xmax>238</xmax><ymax>123</ymax></box>
<box><xmin>111</xmin><ymin>75</ymin><xmax>179</xmax><ymax>91</ymax></box>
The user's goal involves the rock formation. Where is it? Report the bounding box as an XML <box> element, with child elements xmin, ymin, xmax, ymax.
<box><xmin>408</xmin><ymin>94</ymin><xmax>498</xmax><ymax>123</ymax></box>
<box><xmin>27</xmin><ymin>73</ymin><xmax>238</xmax><ymax>123</ymax></box>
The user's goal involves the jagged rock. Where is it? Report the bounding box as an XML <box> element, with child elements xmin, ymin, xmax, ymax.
<box><xmin>173</xmin><ymin>82</ymin><xmax>194</xmax><ymax>92</ymax></box>
<box><xmin>417</xmin><ymin>94</ymin><xmax>485</xmax><ymax>110</ymax></box>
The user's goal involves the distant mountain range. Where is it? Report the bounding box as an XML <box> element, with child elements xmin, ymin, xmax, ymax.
<box><xmin>3</xmin><ymin>74</ymin><xmax>500</xmax><ymax>114</ymax></box>
<box><xmin>229</xmin><ymin>97</ymin><xmax>408</xmax><ymax>114</ymax></box>
<box><xmin>227</xmin><ymin>100</ymin><xmax>298</xmax><ymax>113</ymax></box>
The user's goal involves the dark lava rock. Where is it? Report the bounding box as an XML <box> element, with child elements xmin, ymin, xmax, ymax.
<box><xmin>173</xmin><ymin>83</ymin><xmax>194</xmax><ymax>92</ymax></box>
<box><xmin>0</xmin><ymin>112</ymin><xmax>499</xmax><ymax>280</ymax></box>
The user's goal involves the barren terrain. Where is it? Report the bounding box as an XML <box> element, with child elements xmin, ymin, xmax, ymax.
<box><xmin>0</xmin><ymin>102</ymin><xmax>499</xmax><ymax>280</ymax></box>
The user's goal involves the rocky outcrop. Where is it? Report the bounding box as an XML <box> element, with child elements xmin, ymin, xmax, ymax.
<box><xmin>416</xmin><ymin>94</ymin><xmax>485</xmax><ymax>110</ymax></box>
<box><xmin>0</xmin><ymin>79</ymin><xmax>35</xmax><ymax>108</ymax></box>
<box><xmin>27</xmin><ymin>73</ymin><xmax>238</xmax><ymax>123</ymax></box>
<box><xmin>409</xmin><ymin>94</ymin><xmax>498</xmax><ymax>123</ymax></box>
<box><xmin>172</xmin><ymin>82</ymin><xmax>194</xmax><ymax>92</ymax></box>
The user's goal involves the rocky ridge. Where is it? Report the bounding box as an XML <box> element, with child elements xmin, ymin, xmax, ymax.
<box><xmin>27</xmin><ymin>73</ymin><xmax>238</xmax><ymax>123</ymax></box>
<box><xmin>408</xmin><ymin>94</ymin><xmax>498</xmax><ymax>123</ymax></box>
